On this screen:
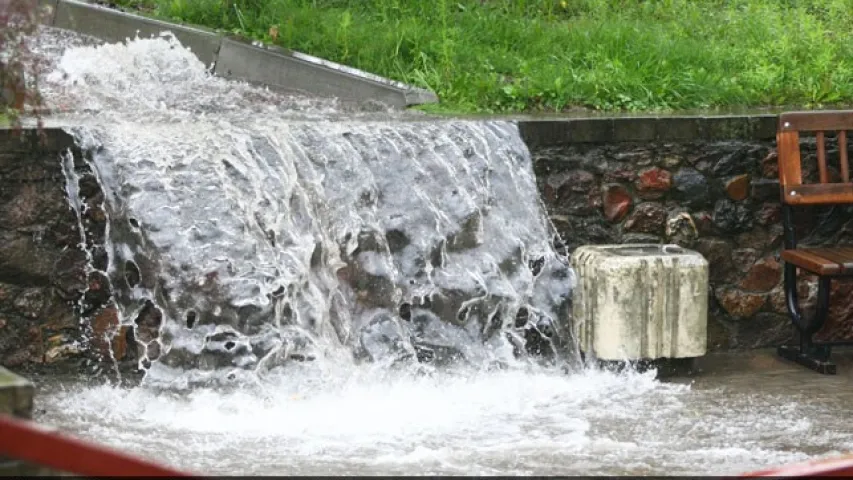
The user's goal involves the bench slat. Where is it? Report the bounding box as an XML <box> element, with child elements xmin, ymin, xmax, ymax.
<box><xmin>782</xmin><ymin>248</ymin><xmax>853</xmax><ymax>276</ymax></box>
<box><xmin>779</xmin><ymin>111</ymin><xmax>853</xmax><ymax>132</ymax></box>
<box><xmin>782</xmin><ymin>183</ymin><xmax>853</xmax><ymax>205</ymax></box>
<box><xmin>841</xmin><ymin>130</ymin><xmax>850</xmax><ymax>183</ymax></box>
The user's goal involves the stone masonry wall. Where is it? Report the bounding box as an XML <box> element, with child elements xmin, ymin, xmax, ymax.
<box><xmin>0</xmin><ymin>128</ymin><xmax>123</xmax><ymax>373</ymax></box>
<box><xmin>521</xmin><ymin>116</ymin><xmax>853</xmax><ymax>351</ymax></box>
<box><xmin>2</xmin><ymin>119</ymin><xmax>852</xmax><ymax>372</ymax></box>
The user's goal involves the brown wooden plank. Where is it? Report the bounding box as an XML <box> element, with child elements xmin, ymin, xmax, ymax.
<box><xmin>776</xmin><ymin>130</ymin><xmax>802</xmax><ymax>188</ymax></box>
<box><xmin>817</xmin><ymin>131</ymin><xmax>829</xmax><ymax>182</ymax></box>
<box><xmin>779</xmin><ymin>110</ymin><xmax>853</xmax><ymax>132</ymax></box>
<box><xmin>782</xmin><ymin>183</ymin><xmax>853</xmax><ymax>205</ymax></box>
<box><xmin>781</xmin><ymin>249</ymin><xmax>841</xmax><ymax>275</ymax></box>
<box><xmin>841</xmin><ymin>130</ymin><xmax>850</xmax><ymax>183</ymax></box>
<box><xmin>808</xmin><ymin>248</ymin><xmax>853</xmax><ymax>271</ymax></box>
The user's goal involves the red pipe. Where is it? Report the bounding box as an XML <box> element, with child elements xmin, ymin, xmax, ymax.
<box><xmin>741</xmin><ymin>453</ymin><xmax>853</xmax><ymax>477</ymax></box>
<box><xmin>0</xmin><ymin>413</ymin><xmax>198</xmax><ymax>477</ymax></box>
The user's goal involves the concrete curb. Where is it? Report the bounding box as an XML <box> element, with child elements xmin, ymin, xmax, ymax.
<box><xmin>518</xmin><ymin>115</ymin><xmax>778</xmax><ymax>146</ymax></box>
<box><xmin>37</xmin><ymin>0</ymin><xmax>439</xmax><ymax>109</ymax></box>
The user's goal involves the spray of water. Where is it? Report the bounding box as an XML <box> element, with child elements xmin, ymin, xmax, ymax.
<box><xmin>33</xmin><ymin>28</ymin><xmax>575</xmax><ymax>388</ymax></box>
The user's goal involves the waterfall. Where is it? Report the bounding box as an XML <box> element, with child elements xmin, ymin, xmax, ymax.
<box><xmin>35</xmin><ymin>28</ymin><xmax>575</xmax><ymax>388</ymax></box>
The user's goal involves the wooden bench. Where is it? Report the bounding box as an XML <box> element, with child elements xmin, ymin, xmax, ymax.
<box><xmin>776</xmin><ymin>110</ymin><xmax>853</xmax><ymax>374</ymax></box>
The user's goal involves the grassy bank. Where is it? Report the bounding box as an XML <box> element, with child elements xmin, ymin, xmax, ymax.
<box><xmin>115</xmin><ymin>0</ymin><xmax>853</xmax><ymax>114</ymax></box>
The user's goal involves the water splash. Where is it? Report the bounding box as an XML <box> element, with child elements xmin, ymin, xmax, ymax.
<box><xmin>35</xmin><ymin>28</ymin><xmax>574</xmax><ymax>387</ymax></box>
<box><xmin>39</xmin><ymin>363</ymin><xmax>852</xmax><ymax>476</ymax></box>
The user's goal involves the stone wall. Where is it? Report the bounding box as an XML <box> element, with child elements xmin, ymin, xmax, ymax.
<box><xmin>521</xmin><ymin>116</ymin><xmax>853</xmax><ymax>351</ymax></box>
<box><xmin>0</xmin><ymin>128</ymin><xmax>121</xmax><ymax>373</ymax></box>
<box><xmin>3</xmin><ymin>118</ymin><xmax>852</xmax><ymax>371</ymax></box>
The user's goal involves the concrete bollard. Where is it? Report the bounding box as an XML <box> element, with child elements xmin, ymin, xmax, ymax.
<box><xmin>0</xmin><ymin>367</ymin><xmax>49</xmax><ymax>475</ymax></box>
<box><xmin>570</xmin><ymin>244</ymin><xmax>708</xmax><ymax>362</ymax></box>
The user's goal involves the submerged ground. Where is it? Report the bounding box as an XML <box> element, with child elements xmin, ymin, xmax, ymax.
<box><xmin>34</xmin><ymin>350</ymin><xmax>853</xmax><ymax>476</ymax></box>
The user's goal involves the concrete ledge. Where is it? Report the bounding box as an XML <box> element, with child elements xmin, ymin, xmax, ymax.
<box><xmin>519</xmin><ymin>114</ymin><xmax>780</xmax><ymax>147</ymax></box>
<box><xmin>38</xmin><ymin>0</ymin><xmax>439</xmax><ymax>108</ymax></box>
<box><xmin>0</xmin><ymin>367</ymin><xmax>34</xmax><ymax>419</ymax></box>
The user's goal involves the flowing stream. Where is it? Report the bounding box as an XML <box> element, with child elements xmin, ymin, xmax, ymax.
<box><xmin>21</xmin><ymin>26</ymin><xmax>853</xmax><ymax>476</ymax></box>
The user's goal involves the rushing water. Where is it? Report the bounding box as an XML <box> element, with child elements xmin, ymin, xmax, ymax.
<box><xmin>23</xmin><ymin>26</ymin><xmax>853</xmax><ymax>476</ymax></box>
<box><xmin>35</xmin><ymin>27</ymin><xmax>574</xmax><ymax>388</ymax></box>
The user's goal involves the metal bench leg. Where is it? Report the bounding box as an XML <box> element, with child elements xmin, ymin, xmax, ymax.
<box><xmin>777</xmin><ymin>262</ymin><xmax>835</xmax><ymax>374</ymax></box>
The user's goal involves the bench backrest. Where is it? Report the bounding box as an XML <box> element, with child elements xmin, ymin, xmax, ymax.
<box><xmin>777</xmin><ymin>110</ymin><xmax>853</xmax><ymax>205</ymax></box>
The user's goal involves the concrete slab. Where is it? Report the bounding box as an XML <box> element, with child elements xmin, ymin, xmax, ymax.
<box><xmin>214</xmin><ymin>38</ymin><xmax>437</xmax><ymax>108</ymax></box>
<box><xmin>52</xmin><ymin>0</ymin><xmax>222</xmax><ymax>68</ymax></box>
<box><xmin>0</xmin><ymin>367</ymin><xmax>34</xmax><ymax>419</ymax></box>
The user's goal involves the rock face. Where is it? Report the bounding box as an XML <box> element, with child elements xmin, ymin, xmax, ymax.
<box><xmin>530</xmin><ymin>132</ymin><xmax>853</xmax><ymax>351</ymax></box>
<box><xmin>0</xmin><ymin>129</ymin><xmax>117</xmax><ymax>371</ymax></box>
<box><xmin>60</xmin><ymin>119</ymin><xmax>574</xmax><ymax>385</ymax></box>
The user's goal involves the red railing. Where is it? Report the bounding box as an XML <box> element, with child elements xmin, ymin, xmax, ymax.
<box><xmin>741</xmin><ymin>453</ymin><xmax>853</xmax><ymax>477</ymax></box>
<box><xmin>3</xmin><ymin>410</ymin><xmax>853</xmax><ymax>477</ymax></box>
<box><xmin>0</xmin><ymin>413</ymin><xmax>197</xmax><ymax>477</ymax></box>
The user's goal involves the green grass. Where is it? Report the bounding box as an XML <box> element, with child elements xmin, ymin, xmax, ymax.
<box><xmin>114</xmin><ymin>0</ymin><xmax>853</xmax><ymax>114</ymax></box>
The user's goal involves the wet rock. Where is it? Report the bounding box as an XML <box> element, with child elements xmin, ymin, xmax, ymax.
<box><xmin>761</xmin><ymin>151</ymin><xmax>779</xmax><ymax>178</ymax></box>
<box><xmin>349</xmin><ymin>253</ymin><xmax>398</xmax><ymax>309</ymax></box>
<box><xmin>725</xmin><ymin>174</ymin><xmax>750</xmax><ymax>201</ymax></box>
<box><xmin>736</xmin><ymin>226</ymin><xmax>783</xmax><ymax>252</ymax></box>
<box><xmin>522</xmin><ymin>315</ymin><xmax>557</xmax><ymax>357</ymax></box>
<box><xmin>51</xmin><ymin>249</ymin><xmax>88</xmax><ymax>299</ymax></box>
<box><xmin>710</xmin><ymin>146</ymin><xmax>753</xmax><ymax>176</ymax></box>
<box><xmin>90</xmin><ymin>306</ymin><xmax>122</xmax><ymax>359</ymax></box>
<box><xmin>385</xmin><ymin>229</ymin><xmax>409</xmax><ymax>253</ymax></box>
<box><xmin>715</xmin><ymin>288</ymin><xmax>766</xmax><ymax>318</ymax></box>
<box><xmin>5</xmin><ymin>347</ymin><xmax>35</xmax><ymax>367</ymax></box>
<box><xmin>756</xmin><ymin>203</ymin><xmax>781</xmax><ymax>226</ymax></box>
<box><xmin>352</xmin><ymin>229</ymin><xmax>386</xmax><ymax>255</ymax></box>
<box><xmin>732</xmin><ymin>248</ymin><xmax>760</xmax><ymax>274</ymax></box>
<box><xmin>134</xmin><ymin>301</ymin><xmax>162</xmax><ymax>344</ymax></box>
<box><xmin>602</xmin><ymin>184</ymin><xmax>632</xmax><ymax>222</ymax></box>
<box><xmin>713</xmin><ymin>199</ymin><xmax>754</xmax><ymax>233</ymax></box>
<box><xmin>358</xmin><ymin>313</ymin><xmax>412</xmax><ymax>363</ymax></box>
<box><xmin>543</xmin><ymin>169</ymin><xmax>597</xmax><ymax>203</ymax></box>
<box><xmin>694</xmin><ymin>238</ymin><xmax>734</xmax><ymax>283</ymax></box>
<box><xmin>692</xmin><ymin>211</ymin><xmax>716</xmax><ymax>236</ymax></box>
<box><xmin>83</xmin><ymin>271</ymin><xmax>112</xmax><ymax>310</ymax></box>
<box><xmin>673</xmin><ymin>168</ymin><xmax>710</xmax><ymax>208</ymax></box>
<box><xmin>739</xmin><ymin>257</ymin><xmax>782</xmax><ymax>292</ymax></box>
<box><xmin>13</xmin><ymin>288</ymin><xmax>44</xmax><ymax>319</ymax></box>
<box><xmin>750</xmin><ymin>178</ymin><xmax>779</xmax><ymax>201</ymax></box>
<box><xmin>769</xmin><ymin>280</ymin><xmax>814</xmax><ymax>315</ymax></box>
<box><xmin>665</xmin><ymin>212</ymin><xmax>699</xmax><ymax>248</ymax></box>
<box><xmin>623</xmin><ymin>202</ymin><xmax>667</xmax><ymax>235</ymax></box>
<box><xmin>199</xmin><ymin>327</ymin><xmax>256</xmax><ymax>370</ymax></box>
<box><xmin>146</xmin><ymin>340</ymin><xmax>161</xmax><ymax>361</ymax></box>
<box><xmin>447</xmin><ymin>211</ymin><xmax>483</xmax><ymax>251</ymax></box>
<box><xmin>602</xmin><ymin>167</ymin><xmax>637</xmax><ymax>183</ymax></box>
<box><xmin>635</xmin><ymin>167</ymin><xmax>672</xmax><ymax>199</ymax></box>
<box><xmin>248</xmin><ymin>327</ymin><xmax>283</xmax><ymax>360</ymax></box>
